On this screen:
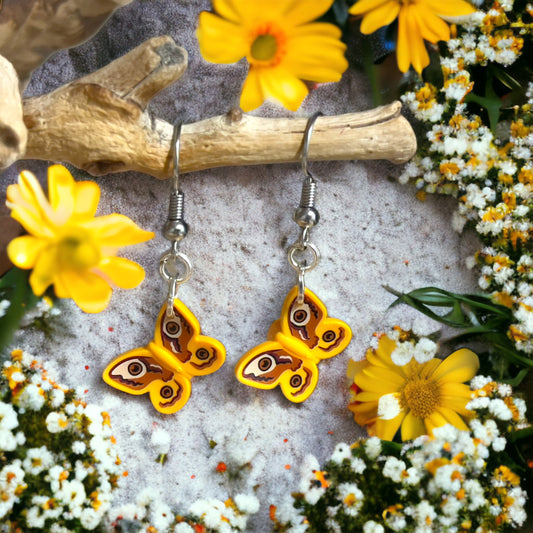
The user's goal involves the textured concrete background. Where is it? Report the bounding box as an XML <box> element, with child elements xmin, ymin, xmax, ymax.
<box><xmin>0</xmin><ymin>1</ymin><xmax>480</xmax><ymax>529</ymax></box>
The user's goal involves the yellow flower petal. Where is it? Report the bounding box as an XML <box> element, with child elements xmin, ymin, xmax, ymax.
<box><xmin>72</xmin><ymin>180</ymin><xmax>100</xmax><ymax>221</ymax></box>
<box><xmin>374</xmin><ymin>334</ymin><xmax>398</xmax><ymax>364</ymax></box>
<box><xmin>17</xmin><ymin>171</ymin><xmax>54</xmax><ymax>220</ymax></box>
<box><xmin>425</xmin><ymin>0</ymin><xmax>477</xmax><ymax>17</ymax></box>
<box><xmin>353</xmin><ymin>365</ymin><xmax>404</xmax><ymax>392</ymax></box>
<box><xmin>283</xmin><ymin>0</ymin><xmax>336</xmax><ymax>26</ymax></box>
<box><xmin>29</xmin><ymin>246</ymin><xmax>58</xmax><ymax>296</ymax></box>
<box><xmin>212</xmin><ymin>0</ymin><xmax>243</xmax><ymax>23</ymax></box>
<box><xmin>48</xmin><ymin>165</ymin><xmax>75</xmax><ymax>225</ymax></box>
<box><xmin>413</xmin><ymin>2</ymin><xmax>451</xmax><ymax>43</ymax></box>
<box><xmin>7</xmin><ymin>236</ymin><xmax>46</xmax><ymax>269</ymax></box>
<box><xmin>433</xmin><ymin>406</ymin><xmax>470</xmax><ymax>431</ymax></box>
<box><xmin>240</xmin><ymin>66</ymin><xmax>265</xmax><ymax>111</ymax></box>
<box><xmin>6</xmin><ymin>174</ymin><xmax>55</xmax><ymax>238</ymax></box>
<box><xmin>397</xmin><ymin>4</ymin><xmax>430</xmax><ymax>74</ymax></box>
<box><xmin>349</xmin><ymin>400</ymin><xmax>378</xmax><ymax>425</ymax></box>
<box><xmin>359</xmin><ymin>1</ymin><xmax>400</xmax><ymax>34</ymax></box>
<box><xmin>349</xmin><ymin>0</ymin><xmax>391</xmax><ymax>16</ymax></box>
<box><xmin>284</xmin><ymin>24</ymin><xmax>348</xmax><ymax>82</ymax></box>
<box><xmin>401</xmin><ymin>411</ymin><xmax>426</xmax><ymax>440</ymax></box>
<box><xmin>82</xmin><ymin>214</ymin><xmax>155</xmax><ymax>248</ymax></box>
<box><xmin>197</xmin><ymin>11</ymin><xmax>248</xmax><ymax>64</ymax></box>
<box><xmin>431</xmin><ymin>349</ymin><xmax>479</xmax><ymax>383</ymax></box>
<box><xmin>96</xmin><ymin>257</ymin><xmax>145</xmax><ymax>289</ymax></box>
<box><xmin>374</xmin><ymin>411</ymin><xmax>405</xmax><ymax>441</ymax></box>
<box><xmin>58</xmin><ymin>269</ymin><xmax>113</xmax><ymax>313</ymax></box>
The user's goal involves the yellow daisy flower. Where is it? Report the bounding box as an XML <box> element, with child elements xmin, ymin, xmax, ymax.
<box><xmin>6</xmin><ymin>165</ymin><xmax>154</xmax><ymax>313</ymax></box>
<box><xmin>349</xmin><ymin>0</ymin><xmax>476</xmax><ymax>74</ymax></box>
<box><xmin>197</xmin><ymin>0</ymin><xmax>348</xmax><ymax>111</ymax></box>
<box><xmin>348</xmin><ymin>334</ymin><xmax>479</xmax><ymax>441</ymax></box>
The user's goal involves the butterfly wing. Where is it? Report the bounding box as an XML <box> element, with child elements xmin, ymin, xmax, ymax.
<box><xmin>154</xmin><ymin>299</ymin><xmax>226</xmax><ymax>377</ymax></box>
<box><xmin>102</xmin><ymin>346</ymin><xmax>191</xmax><ymax>414</ymax></box>
<box><xmin>279</xmin><ymin>286</ymin><xmax>352</xmax><ymax>362</ymax></box>
<box><xmin>234</xmin><ymin>341</ymin><xmax>318</xmax><ymax>403</ymax></box>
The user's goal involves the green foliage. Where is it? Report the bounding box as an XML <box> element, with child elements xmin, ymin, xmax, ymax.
<box><xmin>0</xmin><ymin>268</ymin><xmax>39</xmax><ymax>355</ymax></box>
<box><xmin>386</xmin><ymin>286</ymin><xmax>533</xmax><ymax>380</ymax></box>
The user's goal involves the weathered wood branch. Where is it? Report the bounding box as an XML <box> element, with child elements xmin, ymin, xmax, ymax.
<box><xmin>0</xmin><ymin>0</ymin><xmax>135</xmax><ymax>87</ymax></box>
<box><xmin>0</xmin><ymin>55</ymin><xmax>27</xmax><ymax>168</ymax></box>
<box><xmin>14</xmin><ymin>35</ymin><xmax>416</xmax><ymax>178</ymax></box>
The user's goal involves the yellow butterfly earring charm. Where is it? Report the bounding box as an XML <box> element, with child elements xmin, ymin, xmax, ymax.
<box><xmin>235</xmin><ymin>113</ymin><xmax>352</xmax><ymax>403</ymax></box>
<box><xmin>103</xmin><ymin>124</ymin><xmax>225</xmax><ymax>414</ymax></box>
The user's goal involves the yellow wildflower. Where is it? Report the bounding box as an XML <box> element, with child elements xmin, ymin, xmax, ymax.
<box><xmin>349</xmin><ymin>0</ymin><xmax>476</xmax><ymax>74</ymax></box>
<box><xmin>197</xmin><ymin>0</ymin><xmax>348</xmax><ymax>111</ymax></box>
<box><xmin>348</xmin><ymin>334</ymin><xmax>479</xmax><ymax>441</ymax></box>
<box><xmin>6</xmin><ymin>165</ymin><xmax>154</xmax><ymax>313</ymax></box>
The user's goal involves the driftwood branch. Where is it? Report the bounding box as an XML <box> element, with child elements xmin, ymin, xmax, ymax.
<box><xmin>14</xmin><ymin>35</ymin><xmax>416</xmax><ymax>178</ymax></box>
<box><xmin>0</xmin><ymin>55</ymin><xmax>27</xmax><ymax>168</ymax></box>
<box><xmin>0</xmin><ymin>0</ymin><xmax>135</xmax><ymax>88</ymax></box>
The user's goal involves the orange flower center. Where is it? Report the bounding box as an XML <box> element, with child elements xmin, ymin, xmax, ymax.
<box><xmin>400</xmin><ymin>376</ymin><xmax>440</xmax><ymax>419</ymax></box>
<box><xmin>249</xmin><ymin>23</ymin><xmax>286</xmax><ymax>66</ymax></box>
<box><xmin>251</xmin><ymin>34</ymin><xmax>278</xmax><ymax>61</ymax></box>
<box><xmin>57</xmin><ymin>228</ymin><xmax>101</xmax><ymax>270</ymax></box>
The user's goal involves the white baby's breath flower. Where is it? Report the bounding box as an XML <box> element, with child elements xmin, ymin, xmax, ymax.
<box><xmin>50</xmin><ymin>388</ymin><xmax>65</xmax><ymax>408</ymax></box>
<box><xmin>364</xmin><ymin>437</ymin><xmax>381</xmax><ymax>459</ymax></box>
<box><xmin>414</xmin><ymin>338</ymin><xmax>437</xmax><ymax>363</ymax></box>
<box><xmin>377</xmin><ymin>393</ymin><xmax>401</xmax><ymax>420</ymax></box>
<box><xmin>382</xmin><ymin>457</ymin><xmax>406</xmax><ymax>483</ymax></box>
<box><xmin>23</xmin><ymin>446</ymin><xmax>54</xmax><ymax>475</ymax></box>
<box><xmin>234</xmin><ymin>493</ymin><xmax>260</xmax><ymax>514</ymax></box>
<box><xmin>151</xmin><ymin>427</ymin><xmax>171</xmax><ymax>455</ymax></box>
<box><xmin>45</xmin><ymin>411</ymin><xmax>69</xmax><ymax>433</ymax></box>
<box><xmin>331</xmin><ymin>442</ymin><xmax>352</xmax><ymax>464</ymax></box>
<box><xmin>0</xmin><ymin>299</ymin><xmax>10</xmax><ymax>317</ymax></box>
<box><xmin>390</xmin><ymin>342</ymin><xmax>415</xmax><ymax>366</ymax></box>
<box><xmin>18</xmin><ymin>384</ymin><xmax>45</xmax><ymax>411</ymax></box>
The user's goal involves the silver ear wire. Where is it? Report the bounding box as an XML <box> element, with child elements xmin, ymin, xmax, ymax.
<box><xmin>160</xmin><ymin>123</ymin><xmax>192</xmax><ymax>316</ymax></box>
<box><xmin>288</xmin><ymin>112</ymin><xmax>323</xmax><ymax>303</ymax></box>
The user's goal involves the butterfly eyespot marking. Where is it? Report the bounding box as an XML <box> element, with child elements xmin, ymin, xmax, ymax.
<box><xmin>290</xmin><ymin>375</ymin><xmax>303</xmax><ymax>388</ymax></box>
<box><xmin>160</xmin><ymin>385</ymin><xmax>174</xmax><ymax>399</ymax></box>
<box><xmin>258</xmin><ymin>356</ymin><xmax>273</xmax><ymax>371</ymax></box>
<box><xmin>196</xmin><ymin>348</ymin><xmax>210</xmax><ymax>360</ymax></box>
<box><xmin>127</xmin><ymin>362</ymin><xmax>145</xmax><ymax>376</ymax></box>
<box><xmin>164</xmin><ymin>320</ymin><xmax>182</xmax><ymax>338</ymax></box>
<box><xmin>322</xmin><ymin>330</ymin><xmax>336</xmax><ymax>342</ymax></box>
<box><xmin>290</xmin><ymin>303</ymin><xmax>311</xmax><ymax>326</ymax></box>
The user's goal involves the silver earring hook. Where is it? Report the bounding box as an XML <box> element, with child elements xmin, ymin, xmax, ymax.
<box><xmin>160</xmin><ymin>121</ymin><xmax>191</xmax><ymax>317</ymax></box>
<box><xmin>301</xmin><ymin>111</ymin><xmax>322</xmax><ymax>178</ymax></box>
<box><xmin>171</xmin><ymin>122</ymin><xmax>182</xmax><ymax>192</ymax></box>
<box><xmin>288</xmin><ymin>112</ymin><xmax>323</xmax><ymax>303</ymax></box>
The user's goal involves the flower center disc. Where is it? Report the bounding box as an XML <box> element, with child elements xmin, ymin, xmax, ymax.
<box><xmin>401</xmin><ymin>378</ymin><xmax>440</xmax><ymax>419</ymax></box>
<box><xmin>251</xmin><ymin>34</ymin><xmax>278</xmax><ymax>61</ymax></box>
<box><xmin>58</xmin><ymin>230</ymin><xmax>100</xmax><ymax>270</ymax></box>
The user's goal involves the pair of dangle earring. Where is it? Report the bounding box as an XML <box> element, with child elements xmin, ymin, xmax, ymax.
<box><xmin>103</xmin><ymin>124</ymin><xmax>226</xmax><ymax>414</ymax></box>
<box><xmin>103</xmin><ymin>114</ymin><xmax>352</xmax><ymax>412</ymax></box>
<box><xmin>235</xmin><ymin>113</ymin><xmax>353</xmax><ymax>403</ymax></box>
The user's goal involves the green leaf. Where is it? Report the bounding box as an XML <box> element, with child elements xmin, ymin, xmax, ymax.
<box><xmin>0</xmin><ymin>267</ymin><xmax>39</xmax><ymax>354</ymax></box>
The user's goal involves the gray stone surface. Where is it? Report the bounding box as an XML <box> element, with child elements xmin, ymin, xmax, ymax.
<box><xmin>0</xmin><ymin>1</ymin><xmax>480</xmax><ymax>529</ymax></box>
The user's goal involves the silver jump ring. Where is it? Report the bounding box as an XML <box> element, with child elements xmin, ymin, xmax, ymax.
<box><xmin>301</xmin><ymin>111</ymin><xmax>322</xmax><ymax>178</ymax></box>
<box><xmin>159</xmin><ymin>252</ymin><xmax>192</xmax><ymax>285</ymax></box>
<box><xmin>287</xmin><ymin>241</ymin><xmax>320</xmax><ymax>273</ymax></box>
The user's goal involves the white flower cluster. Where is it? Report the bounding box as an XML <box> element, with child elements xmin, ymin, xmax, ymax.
<box><xmin>399</xmin><ymin>0</ymin><xmax>533</xmax><ymax>354</ymax></box>
<box><xmin>0</xmin><ymin>349</ymin><xmax>121</xmax><ymax>531</ymax></box>
<box><xmin>276</xmin><ymin>377</ymin><xmax>529</xmax><ymax>532</ymax></box>
<box><xmin>109</xmin><ymin>487</ymin><xmax>260</xmax><ymax>532</ymax></box>
<box><xmin>389</xmin><ymin>336</ymin><xmax>438</xmax><ymax>365</ymax></box>
<box><xmin>19</xmin><ymin>296</ymin><xmax>62</xmax><ymax>327</ymax></box>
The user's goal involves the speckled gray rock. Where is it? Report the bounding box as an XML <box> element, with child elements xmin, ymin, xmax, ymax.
<box><xmin>0</xmin><ymin>1</ymin><xmax>480</xmax><ymax>530</ymax></box>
